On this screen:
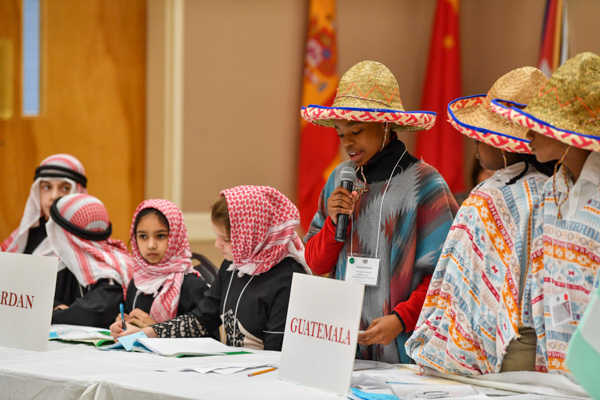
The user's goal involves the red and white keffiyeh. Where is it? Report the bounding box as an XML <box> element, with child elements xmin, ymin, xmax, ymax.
<box><xmin>1</xmin><ymin>154</ymin><xmax>87</xmax><ymax>255</ymax></box>
<box><xmin>46</xmin><ymin>194</ymin><xmax>133</xmax><ymax>295</ymax></box>
<box><xmin>130</xmin><ymin>199</ymin><xmax>198</xmax><ymax>323</ymax></box>
<box><xmin>221</xmin><ymin>185</ymin><xmax>309</xmax><ymax>276</ymax></box>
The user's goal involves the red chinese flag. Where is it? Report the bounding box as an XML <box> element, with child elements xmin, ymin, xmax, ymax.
<box><xmin>415</xmin><ymin>0</ymin><xmax>464</xmax><ymax>193</ymax></box>
<box><xmin>297</xmin><ymin>0</ymin><xmax>340</xmax><ymax>231</ymax></box>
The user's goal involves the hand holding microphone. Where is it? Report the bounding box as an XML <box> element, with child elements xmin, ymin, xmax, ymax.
<box><xmin>326</xmin><ymin>167</ymin><xmax>357</xmax><ymax>242</ymax></box>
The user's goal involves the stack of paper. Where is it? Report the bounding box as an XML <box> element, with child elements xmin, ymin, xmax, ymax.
<box><xmin>103</xmin><ymin>334</ymin><xmax>250</xmax><ymax>358</ymax></box>
<box><xmin>49</xmin><ymin>324</ymin><xmax>114</xmax><ymax>346</ymax></box>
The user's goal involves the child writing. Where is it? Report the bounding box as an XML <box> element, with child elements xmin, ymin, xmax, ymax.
<box><xmin>491</xmin><ymin>52</ymin><xmax>600</xmax><ymax>378</ymax></box>
<box><xmin>406</xmin><ymin>67</ymin><xmax>555</xmax><ymax>374</ymax></box>
<box><xmin>49</xmin><ymin>193</ymin><xmax>133</xmax><ymax>328</ymax></box>
<box><xmin>301</xmin><ymin>60</ymin><xmax>458</xmax><ymax>363</ymax></box>
<box><xmin>112</xmin><ymin>186</ymin><xmax>310</xmax><ymax>351</ymax></box>
<box><xmin>1</xmin><ymin>154</ymin><xmax>87</xmax><ymax>255</ymax></box>
<box><xmin>113</xmin><ymin>199</ymin><xmax>210</xmax><ymax>328</ymax></box>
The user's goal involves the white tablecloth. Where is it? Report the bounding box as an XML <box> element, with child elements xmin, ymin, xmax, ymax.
<box><xmin>0</xmin><ymin>341</ymin><xmax>591</xmax><ymax>400</ymax></box>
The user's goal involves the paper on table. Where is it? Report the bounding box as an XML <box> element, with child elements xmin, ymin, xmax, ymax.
<box><xmin>352</xmin><ymin>367</ymin><xmax>459</xmax><ymax>390</ymax></box>
<box><xmin>353</xmin><ymin>360</ymin><xmax>378</xmax><ymax>371</ymax></box>
<box><xmin>49</xmin><ymin>324</ymin><xmax>114</xmax><ymax>346</ymax></box>
<box><xmin>100</xmin><ymin>331</ymin><xmax>147</xmax><ymax>351</ymax></box>
<box><xmin>134</xmin><ymin>337</ymin><xmax>242</xmax><ymax>357</ymax></box>
<box><xmin>350</xmin><ymin>388</ymin><xmax>398</xmax><ymax>400</ymax></box>
<box><xmin>392</xmin><ymin>384</ymin><xmax>479</xmax><ymax>399</ymax></box>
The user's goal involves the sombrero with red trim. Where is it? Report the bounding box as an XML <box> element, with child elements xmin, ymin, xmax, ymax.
<box><xmin>448</xmin><ymin>67</ymin><xmax>548</xmax><ymax>154</ymax></box>
<box><xmin>301</xmin><ymin>60</ymin><xmax>436</xmax><ymax>131</ymax></box>
<box><xmin>491</xmin><ymin>52</ymin><xmax>600</xmax><ymax>152</ymax></box>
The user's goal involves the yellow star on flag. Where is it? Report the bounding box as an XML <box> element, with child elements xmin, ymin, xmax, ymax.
<box><xmin>443</xmin><ymin>35</ymin><xmax>455</xmax><ymax>50</ymax></box>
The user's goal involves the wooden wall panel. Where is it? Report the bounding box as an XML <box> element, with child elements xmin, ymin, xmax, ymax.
<box><xmin>0</xmin><ymin>0</ymin><xmax>145</xmax><ymax>242</ymax></box>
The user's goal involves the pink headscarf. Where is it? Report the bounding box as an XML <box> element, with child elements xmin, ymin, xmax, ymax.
<box><xmin>46</xmin><ymin>194</ymin><xmax>133</xmax><ymax>296</ymax></box>
<box><xmin>221</xmin><ymin>186</ymin><xmax>309</xmax><ymax>276</ymax></box>
<box><xmin>1</xmin><ymin>154</ymin><xmax>87</xmax><ymax>255</ymax></box>
<box><xmin>130</xmin><ymin>199</ymin><xmax>199</xmax><ymax>323</ymax></box>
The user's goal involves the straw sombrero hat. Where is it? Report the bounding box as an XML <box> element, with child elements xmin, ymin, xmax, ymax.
<box><xmin>447</xmin><ymin>66</ymin><xmax>548</xmax><ymax>154</ymax></box>
<box><xmin>301</xmin><ymin>60</ymin><xmax>436</xmax><ymax>131</ymax></box>
<box><xmin>490</xmin><ymin>52</ymin><xmax>600</xmax><ymax>152</ymax></box>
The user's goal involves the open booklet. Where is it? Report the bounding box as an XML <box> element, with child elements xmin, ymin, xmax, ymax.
<box><xmin>102</xmin><ymin>332</ymin><xmax>252</xmax><ymax>357</ymax></box>
<box><xmin>49</xmin><ymin>324</ymin><xmax>114</xmax><ymax>347</ymax></box>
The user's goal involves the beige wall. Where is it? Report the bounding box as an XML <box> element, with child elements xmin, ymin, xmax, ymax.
<box><xmin>147</xmin><ymin>0</ymin><xmax>600</xmax><ymax>265</ymax></box>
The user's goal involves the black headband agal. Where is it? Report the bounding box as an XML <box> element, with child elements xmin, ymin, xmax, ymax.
<box><xmin>50</xmin><ymin>200</ymin><xmax>112</xmax><ymax>241</ymax></box>
<box><xmin>35</xmin><ymin>165</ymin><xmax>87</xmax><ymax>188</ymax></box>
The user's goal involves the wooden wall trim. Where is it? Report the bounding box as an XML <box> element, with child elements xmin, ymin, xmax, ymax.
<box><xmin>146</xmin><ymin>0</ymin><xmax>185</xmax><ymax>206</ymax></box>
<box><xmin>147</xmin><ymin>0</ymin><xmax>214</xmax><ymax>241</ymax></box>
<box><xmin>184</xmin><ymin>212</ymin><xmax>215</xmax><ymax>241</ymax></box>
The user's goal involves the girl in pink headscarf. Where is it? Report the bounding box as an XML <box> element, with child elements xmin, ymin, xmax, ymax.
<box><xmin>112</xmin><ymin>186</ymin><xmax>310</xmax><ymax>351</ymax></box>
<box><xmin>1</xmin><ymin>154</ymin><xmax>87</xmax><ymax>255</ymax></box>
<box><xmin>110</xmin><ymin>199</ymin><xmax>210</xmax><ymax>329</ymax></box>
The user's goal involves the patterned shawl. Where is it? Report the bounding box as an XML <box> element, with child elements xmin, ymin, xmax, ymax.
<box><xmin>130</xmin><ymin>199</ymin><xmax>199</xmax><ymax>322</ymax></box>
<box><xmin>221</xmin><ymin>185</ymin><xmax>309</xmax><ymax>276</ymax></box>
<box><xmin>531</xmin><ymin>157</ymin><xmax>600</xmax><ymax>378</ymax></box>
<box><xmin>1</xmin><ymin>154</ymin><xmax>87</xmax><ymax>255</ymax></box>
<box><xmin>406</xmin><ymin>168</ymin><xmax>548</xmax><ymax>374</ymax></box>
<box><xmin>46</xmin><ymin>194</ymin><xmax>132</xmax><ymax>296</ymax></box>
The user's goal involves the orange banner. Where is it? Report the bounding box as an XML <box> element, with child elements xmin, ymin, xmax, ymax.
<box><xmin>297</xmin><ymin>0</ymin><xmax>339</xmax><ymax>231</ymax></box>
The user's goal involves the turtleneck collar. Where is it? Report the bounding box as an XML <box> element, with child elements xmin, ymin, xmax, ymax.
<box><xmin>356</xmin><ymin>134</ymin><xmax>419</xmax><ymax>184</ymax></box>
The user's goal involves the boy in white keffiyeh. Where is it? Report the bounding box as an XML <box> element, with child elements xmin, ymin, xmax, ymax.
<box><xmin>49</xmin><ymin>193</ymin><xmax>134</xmax><ymax>329</ymax></box>
<box><xmin>110</xmin><ymin>199</ymin><xmax>210</xmax><ymax>329</ymax></box>
<box><xmin>1</xmin><ymin>154</ymin><xmax>87</xmax><ymax>255</ymax></box>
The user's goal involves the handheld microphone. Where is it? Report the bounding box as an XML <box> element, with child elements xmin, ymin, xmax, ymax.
<box><xmin>334</xmin><ymin>167</ymin><xmax>357</xmax><ymax>242</ymax></box>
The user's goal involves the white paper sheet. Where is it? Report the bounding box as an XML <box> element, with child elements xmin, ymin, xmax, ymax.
<box><xmin>392</xmin><ymin>384</ymin><xmax>478</xmax><ymax>399</ymax></box>
<box><xmin>136</xmin><ymin>337</ymin><xmax>244</xmax><ymax>356</ymax></box>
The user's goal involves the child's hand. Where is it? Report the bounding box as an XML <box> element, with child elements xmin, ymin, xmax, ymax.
<box><xmin>327</xmin><ymin>187</ymin><xmax>358</xmax><ymax>225</ymax></box>
<box><xmin>109</xmin><ymin>320</ymin><xmax>142</xmax><ymax>340</ymax></box>
<box><xmin>114</xmin><ymin>312</ymin><xmax>129</xmax><ymax>324</ymax></box>
<box><xmin>358</xmin><ymin>315</ymin><xmax>404</xmax><ymax>346</ymax></box>
<box><xmin>128</xmin><ymin>308</ymin><xmax>156</xmax><ymax>328</ymax></box>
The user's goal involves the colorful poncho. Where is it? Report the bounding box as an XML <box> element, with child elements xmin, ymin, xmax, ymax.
<box><xmin>531</xmin><ymin>152</ymin><xmax>600</xmax><ymax>377</ymax></box>
<box><xmin>306</xmin><ymin>147</ymin><xmax>457</xmax><ymax>364</ymax></box>
<box><xmin>406</xmin><ymin>163</ymin><xmax>549</xmax><ymax>374</ymax></box>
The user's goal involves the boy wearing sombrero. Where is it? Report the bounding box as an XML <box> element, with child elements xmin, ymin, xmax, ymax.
<box><xmin>491</xmin><ymin>52</ymin><xmax>600</xmax><ymax>378</ymax></box>
<box><xmin>301</xmin><ymin>61</ymin><xmax>458</xmax><ymax>364</ymax></box>
<box><xmin>406</xmin><ymin>67</ymin><xmax>555</xmax><ymax>375</ymax></box>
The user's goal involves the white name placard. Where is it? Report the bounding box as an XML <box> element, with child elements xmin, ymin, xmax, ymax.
<box><xmin>0</xmin><ymin>252</ymin><xmax>58</xmax><ymax>351</ymax></box>
<box><xmin>279</xmin><ymin>273</ymin><xmax>364</xmax><ymax>395</ymax></box>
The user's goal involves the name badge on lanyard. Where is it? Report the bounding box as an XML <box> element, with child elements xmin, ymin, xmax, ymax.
<box><xmin>345</xmin><ymin>256</ymin><xmax>380</xmax><ymax>286</ymax></box>
<box><xmin>549</xmin><ymin>292</ymin><xmax>573</xmax><ymax>327</ymax></box>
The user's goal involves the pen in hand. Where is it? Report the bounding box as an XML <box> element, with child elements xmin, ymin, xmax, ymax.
<box><xmin>120</xmin><ymin>303</ymin><xmax>126</xmax><ymax>330</ymax></box>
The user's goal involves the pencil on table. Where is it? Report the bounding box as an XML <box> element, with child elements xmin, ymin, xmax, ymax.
<box><xmin>247</xmin><ymin>367</ymin><xmax>276</xmax><ymax>377</ymax></box>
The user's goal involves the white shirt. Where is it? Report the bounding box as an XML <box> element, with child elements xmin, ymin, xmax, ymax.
<box><xmin>477</xmin><ymin>161</ymin><xmax>542</xmax><ymax>191</ymax></box>
<box><xmin>554</xmin><ymin>151</ymin><xmax>600</xmax><ymax>220</ymax></box>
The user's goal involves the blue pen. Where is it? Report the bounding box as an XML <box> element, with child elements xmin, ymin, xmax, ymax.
<box><xmin>119</xmin><ymin>303</ymin><xmax>126</xmax><ymax>330</ymax></box>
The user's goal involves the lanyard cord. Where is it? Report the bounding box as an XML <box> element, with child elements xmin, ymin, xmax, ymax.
<box><xmin>222</xmin><ymin>271</ymin><xmax>254</xmax><ymax>346</ymax></box>
<box><xmin>350</xmin><ymin>149</ymin><xmax>407</xmax><ymax>259</ymax></box>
